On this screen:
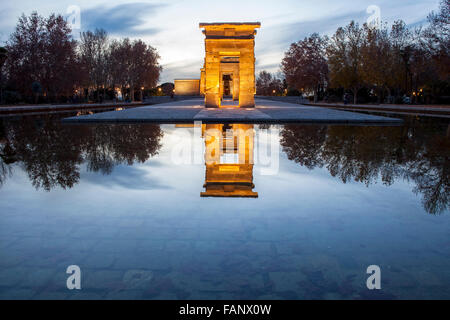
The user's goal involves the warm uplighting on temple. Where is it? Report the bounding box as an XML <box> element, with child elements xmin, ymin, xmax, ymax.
<box><xmin>199</xmin><ymin>22</ymin><xmax>261</xmax><ymax>108</ymax></box>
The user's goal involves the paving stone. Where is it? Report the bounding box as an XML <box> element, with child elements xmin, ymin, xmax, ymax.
<box><xmin>0</xmin><ymin>289</ymin><xmax>36</xmax><ymax>299</ymax></box>
<box><xmin>83</xmin><ymin>270</ymin><xmax>124</xmax><ymax>290</ymax></box>
<box><xmin>269</xmin><ymin>271</ymin><xmax>307</xmax><ymax>292</ymax></box>
<box><xmin>82</xmin><ymin>253</ymin><xmax>116</xmax><ymax>269</ymax></box>
<box><xmin>63</xmin><ymin>98</ymin><xmax>402</xmax><ymax>124</ymax></box>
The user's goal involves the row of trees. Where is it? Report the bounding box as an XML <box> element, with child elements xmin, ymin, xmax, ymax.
<box><xmin>255</xmin><ymin>71</ymin><xmax>285</xmax><ymax>96</ymax></box>
<box><xmin>260</xmin><ymin>0</ymin><xmax>449</xmax><ymax>104</ymax></box>
<box><xmin>0</xmin><ymin>12</ymin><xmax>162</xmax><ymax>104</ymax></box>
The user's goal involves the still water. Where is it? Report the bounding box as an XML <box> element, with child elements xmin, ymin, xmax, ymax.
<box><xmin>0</xmin><ymin>112</ymin><xmax>449</xmax><ymax>299</ymax></box>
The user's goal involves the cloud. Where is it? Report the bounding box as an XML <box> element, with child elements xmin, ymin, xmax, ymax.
<box><xmin>255</xmin><ymin>61</ymin><xmax>280</xmax><ymax>71</ymax></box>
<box><xmin>82</xmin><ymin>164</ymin><xmax>171</xmax><ymax>190</ymax></box>
<box><xmin>79</xmin><ymin>2</ymin><xmax>167</xmax><ymax>37</ymax></box>
<box><xmin>263</xmin><ymin>9</ymin><xmax>367</xmax><ymax>51</ymax></box>
<box><xmin>160</xmin><ymin>59</ymin><xmax>203</xmax><ymax>82</ymax></box>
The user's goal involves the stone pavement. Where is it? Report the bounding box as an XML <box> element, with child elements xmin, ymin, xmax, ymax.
<box><xmin>62</xmin><ymin>98</ymin><xmax>402</xmax><ymax>124</ymax></box>
<box><xmin>305</xmin><ymin>102</ymin><xmax>450</xmax><ymax>118</ymax></box>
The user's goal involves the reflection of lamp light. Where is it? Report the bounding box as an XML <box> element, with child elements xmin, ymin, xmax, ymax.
<box><xmin>219</xmin><ymin>165</ymin><xmax>240</xmax><ymax>172</ymax></box>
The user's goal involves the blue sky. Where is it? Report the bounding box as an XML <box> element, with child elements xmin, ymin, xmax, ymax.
<box><xmin>0</xmin><ymin>0</ymin><xmax>441</xmax><ymax>83</ymax></box>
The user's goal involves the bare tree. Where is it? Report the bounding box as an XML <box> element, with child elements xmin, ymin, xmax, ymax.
<box><xmin>361</xmin><ymin>24</ymin><xmax>393</xmax><ymax>102</ymax></box>
<box><xmin>422</xmin><ymin>0</ymin><xmax>449</xmax><ymax>81</ymax></box>
<box><xmin>282</xmin><ymin>33</ymin><xmax>328</xmax><ymax>102</ymax></box>
<box><xmin>129</xmin><ymin>39</ymin><xmax>161</xmax><ymax>101</ymax></box>
<box><xmin>6</xmin><ymin>12</ymin><xmax>78</xmax><ymax>101</ymax></box>
<box><xmin>0</xmin><ymin>47</ymin><xmax>7</xmax><ymax>104</ymax></box>
<box><xmin>79</xmin><ymin>29</ymin><xmax>109</xmax><ymax>102</ymax></box>
<box><xmin>327</xmin><ymin>21</ymin><xmax>366</xmax><ymax>104</ymax></box>
<box><xmin>256</xmin><ymin>71</ymin><xmax>283</xmax><ymax>96</ymax></box>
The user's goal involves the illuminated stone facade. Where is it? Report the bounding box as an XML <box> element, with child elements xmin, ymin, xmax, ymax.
<box><xmin>174</xmin><ymin>79</ymin><xmax>201</xmax><ymax>95</ymax></box>
<box><xmin>199</xmin><ymin>22</ymin><xmax>260</xmax><ymax>108</ymax></box>
<box><xmin>201</xmin><ymin>124</ymin><xmax>258</xmax><ymax>198</ymax></box>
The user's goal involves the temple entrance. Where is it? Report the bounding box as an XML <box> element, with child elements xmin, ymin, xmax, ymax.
<box><xmin>220</xmin><ymin>73</ymin><xmax>239</xmax><ymax>107</ymax></box>
<box><xmin>199</xmin><ymin>22</ymin><xmax>261</xmax><ymax>108</ymax></box>
<box><xmin>222</xmin><ymin>74</ymin><xmax>232</xmax><ymax>97</ymax></box>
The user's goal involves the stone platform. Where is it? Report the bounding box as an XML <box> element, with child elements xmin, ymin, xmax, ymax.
<box><xmin>62</xmin><ymin>98</ymin><xmax>402</xmax><ymax>124</ymax></box>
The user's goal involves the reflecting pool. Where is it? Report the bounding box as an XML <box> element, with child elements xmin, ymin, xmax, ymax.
<box><xmin>0</xmin><ymin>113</ymin><xmax>449</xmax><ymax>299</ymax></box>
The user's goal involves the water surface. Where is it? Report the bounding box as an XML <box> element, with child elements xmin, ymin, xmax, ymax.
<box><xmin>0</xmin><ymin>113</ymin><xmax>449</xmax><ymax>299</ymax></box>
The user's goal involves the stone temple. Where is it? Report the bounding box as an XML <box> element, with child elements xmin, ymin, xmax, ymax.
<box><xmin>199</xmin><ymin>22</ymin><xmax>261</xmax><ymax>108</ymax></box>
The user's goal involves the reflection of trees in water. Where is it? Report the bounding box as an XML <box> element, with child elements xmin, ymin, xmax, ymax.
<box><xmin>0</xmin><ymin>121</ymin><xmax>14</xmax><ymax>187</ymax></box>
<box><xmin>407</xmin><ymin>135</ymin><xmax>449</xmax><ymax>214</ymax></box>
<box><xmin>0</xmin><ymin>115</ymin><xmax>163</xmax><ymax>191</ymax></box>
<box><xmin>81</xmin><ymin>124</ymin><xmax>163</xmax><ymax>175</ymax></box>
<box><xmin>281</xmin><ymin>119</ymin><xmax>449</xmax><ymax>214</ymax></box>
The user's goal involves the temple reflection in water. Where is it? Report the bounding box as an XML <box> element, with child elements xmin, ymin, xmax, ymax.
<box><xmin>201</xmin><ymin>124</ymin><xmax>258</xmax><ymax>198</ymax></box>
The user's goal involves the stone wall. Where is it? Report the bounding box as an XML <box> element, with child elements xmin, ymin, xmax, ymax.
<box><xmin>174</xmin><ymin>79</ymin><xmax>201</xmax><ymax>96</ymax></box>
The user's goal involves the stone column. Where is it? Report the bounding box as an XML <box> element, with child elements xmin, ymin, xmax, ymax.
<box><xmin>233</xmin><ymin>64</ymin><xmax>240</xmax><ymax>101</ymax></box>
<box><xmin>204</xmin><ymin>51</ymin><xmax>220</xmax><ymax>108</ymax></box>
<box><xmin>200</xmin><ymin>67</ymin><xmax>206</xmax><ymax>96</ymax></box>
<box><xmin>239</xmin><ymin>49</ymin><xmax>255</xmax><ymax>108</ymax></box>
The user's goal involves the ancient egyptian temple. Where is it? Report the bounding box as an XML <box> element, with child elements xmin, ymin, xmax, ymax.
<box><xmin>199</xmin><ymin>22</ymin><xmax>261</xmax><ymax>108</ymax></box>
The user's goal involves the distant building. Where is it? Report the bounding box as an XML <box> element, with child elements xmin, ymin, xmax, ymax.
<box><xmin>174</xmin><ymin>79</ymin><xmax>201</xmax><ymax>95</ymax></box>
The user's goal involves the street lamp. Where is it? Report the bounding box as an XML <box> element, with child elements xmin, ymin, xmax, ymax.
<box><xmin>140</xmin><ymin>86</ymin><xmax>145</xmax><ymax>101</ymax></box>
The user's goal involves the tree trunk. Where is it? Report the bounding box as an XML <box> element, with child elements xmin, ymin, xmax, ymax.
<box><xmin>0</xmin><ymin>72</ymin><xmax>3</xmax><ymax>104</ymax></box>
<box><xmin>130</xmin><ymin>82</ymin><xmax>134</xmax><ymax>102</ymax></box>
<box><xmin>353</xmin><ymin>88</ymin><xmax>358</xmax><ymax>104</ymax></box>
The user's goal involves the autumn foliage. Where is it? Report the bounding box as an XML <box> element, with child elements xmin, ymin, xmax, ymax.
<box><xmin>280</xmin><ymin>0</ymin><xmax>449</xmax><ymax>104</ymax></box>
<box><xmin>0</xmin><ymin>12</ymin><xmax>162</xmax><ymax>104</ymax></box>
